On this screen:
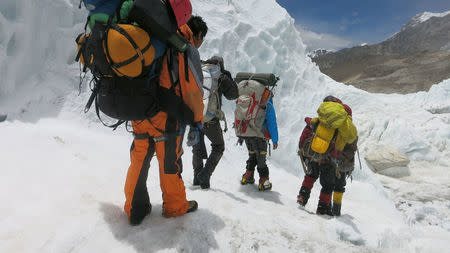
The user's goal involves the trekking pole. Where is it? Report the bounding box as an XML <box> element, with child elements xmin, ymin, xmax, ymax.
<box><xmin>298</xmin><ymin>148</ymin><xmax>307</xmax><ymax>174</ymax></box>
<box><xmin>357</xmin><ymin>148</ymin><xmax>362</xmax><ymax>170</ymax></box>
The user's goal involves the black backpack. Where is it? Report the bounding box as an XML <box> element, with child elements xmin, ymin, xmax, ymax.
<box><xmin>76</xmin><ymin>0</ymin><xmax>191</xmax><ymax>128</ymax></box>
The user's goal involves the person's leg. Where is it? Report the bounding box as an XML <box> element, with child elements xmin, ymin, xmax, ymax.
<box><xmin>197</xmin><ymin>120</ymin><xmax>224</xmax><ymax>188</ymax></box>
<box><xmin>241</xmin><ymin>137</ymin><xmax>257</xmax><ymax>184</ymax></box>
<box><xmin>254</xmin><ymin>138</ymin><xmax>269</xmax><ymax>178</ymax></box>
<box><xmin>316</xmin><ymin>163</ymin><xmax>335</xmax><ymax>215</ymax></box>
<box><xmin>124</xmin><ymin>126</ymin><xmax>155</xmax><ymax>225</ymax></box>
<box><xmin>332</xmin><ymin>172</ymin><xmax>347</xmax><ymax>216</ymax></box>
<box><xmin>151</xmin><ymin>114</ymin><xmax>190</xmax><ymax>217</ymax></box>
<box><xmin>297</xmin><ymin>162</ymin><xmax>320</xmax><ymax>206</ymax></box>
<box><xmin>253</xmin><ymin>138</ymin><xmax>271</xmax><ymax>191</ymax></box>
<box><xmin>192</xmin><ymin>132</ymin><xmax>205</xmax><ymax>186</ymax></box>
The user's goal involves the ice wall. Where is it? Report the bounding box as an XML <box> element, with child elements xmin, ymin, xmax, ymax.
<box><xmin>0</xmin><ymin>0</ymin><xmax>448</xmax><ymax>170</ymax></box>
<box><xmin>0</xmin><ymin>0</ymin><xmax>86</xmax><ymax>119</ymax></box>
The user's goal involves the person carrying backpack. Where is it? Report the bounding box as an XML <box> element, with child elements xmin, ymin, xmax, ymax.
<box><xmin>76</xmin><ymin>0</ymin><xmax>206</xmax><ymax>225</ymax></box>
<box><xmin>124</xmin><ymin>4</ymin><xmax>207</xmax><ymax>225</ymax></box>
<box><xmin>192</xmin><ymin>56</ymin><xmax>239</xmax><ymax>189</ymax></box>
<box><xmin>178</xmin><ymin>14</ymin><xmax>208</xmax><ymax>146</ymax></box>
<box><xmin>296</xmin><ymin>96</ymin><xmax>357</xmax><ymax>216</ymax></box>
<box><xmin>331</xmin><ymin>106</ymin><xmax>358</xmax><ymax>216</ymax></box>
<box><xmin>235</xmin><ymin>74</ymin><xmax>279</xmax><ymax>191</ymax></box>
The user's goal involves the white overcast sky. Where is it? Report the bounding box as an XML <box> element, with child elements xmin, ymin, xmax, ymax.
<box><xmin>296</xmin><ymin>25</ymin><xmax>354</xmax><ymax>52</ymax></box>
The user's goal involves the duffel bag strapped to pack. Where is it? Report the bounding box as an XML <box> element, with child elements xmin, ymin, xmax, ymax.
<box><xmin>77</xmin><ymin>23</ymin><xmax>158</xmax><ymax>79</ymax></box>
<box><xmin>234</xmin><ymin>72</ymin><xmax>279</xmax><ymax>87</ymax></box>
<box><xmin>128</xmin><ymin>0</ymin><xmax>191</xmax><ymax>52</ymax></box>
<box><xmin>105</xmin><ymin>24</ymin><xmax>155</xmax><ymax>78</ymax></box>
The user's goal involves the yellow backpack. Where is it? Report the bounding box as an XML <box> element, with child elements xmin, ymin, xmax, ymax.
<box><xmin>303</xmin><ymin>102</ymin><xmax>357</xmax><ymax>161</ymax></box>
<box><xmin>310</xmin><ymin>123</ymin><xmax>336</xmax><ymax>154</ymax></box>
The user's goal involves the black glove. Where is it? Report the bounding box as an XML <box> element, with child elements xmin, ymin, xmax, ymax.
<box><xmin>221</xmin><ymin>70</ymin><xmax>232</xmax><ymax>80</ymax></box>
<box><xmin>218</xmin><ymin>70</ymin><xmax>239</xmax><ymax>100</ymax></box>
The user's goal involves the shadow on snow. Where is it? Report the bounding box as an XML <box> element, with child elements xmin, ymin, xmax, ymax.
<box><xmin>100</xmin><ymin>202</ymin><xmax>226</xmax><ymax>253</ymax></box>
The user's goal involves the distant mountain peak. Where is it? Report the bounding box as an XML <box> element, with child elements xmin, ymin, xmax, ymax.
<box><xmin>402</xmin><ymin>10</ymin><xmax>450</xmax><ymax>30</ymax></box>
<box><xmin>307</xmin><ymin>48</ymin><xmax>332</xmax><ymax>58</ymax></box>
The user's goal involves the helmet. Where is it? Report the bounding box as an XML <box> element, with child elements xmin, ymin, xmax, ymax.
<box><xmin>168</xmin><ymin>0</ymin><xmax>192</xmax><ymax>27</ymax></box>
<box><xmin>323</xmin><ymin>95</ymin><xmax>342</xmax><ymax>104</ymax></box>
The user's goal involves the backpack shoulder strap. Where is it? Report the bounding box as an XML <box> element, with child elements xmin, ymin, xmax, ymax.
<box><xmin>167</xmin><ymin>48</ymin><xmax>180</xmax><ymax>90</ymax></box>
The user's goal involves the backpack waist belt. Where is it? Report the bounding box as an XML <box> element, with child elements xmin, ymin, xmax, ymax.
<box><xmin>133</xmin><ymin>132</ymin><xmax>180</xmax><ymax>142</ymax></box>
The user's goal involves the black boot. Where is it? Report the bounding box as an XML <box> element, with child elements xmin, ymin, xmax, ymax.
<box><xmin>332</xmin><ymin>203</ymin><xmax>341</xmax><ymax>216</ymax></box>
<box><xmin>193</xmin><ymin>168</ymin><xmax>201</xmax><ymax>186</ymax></box>
<box><xmin>129</xmin><ymin>204</ymin><xmax>152</xmax><ymax>226</ymax></box>
<box><xmin>197</xmin><ymin>167</ymin><xmax>211</xmax><ymax>189</ymax></box>
<box><xmin>297</xmin><ymin>186</ymin><xmax>311</xmax><ymax>206</ymax></box>
<box><xmin>316</xmin><ymin>202</ymin><xmax>333</xmax><ymax>216</ymax></box>
<box><xmin>187</xmin><ymin>200</ymin><xmax>198</xmax><ymax>213</ymax></box>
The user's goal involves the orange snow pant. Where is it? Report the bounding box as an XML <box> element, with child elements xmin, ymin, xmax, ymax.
<box><xmin>124</xmin><ymin>111</ymin><xmax>188</xmax><ymax>219</ymax></box>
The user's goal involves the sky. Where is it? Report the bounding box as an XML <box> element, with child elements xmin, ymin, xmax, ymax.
<box><xmin>276</xmin><ymin>0</ymin><xmax>450</xmax><ymax>51</ymax></box>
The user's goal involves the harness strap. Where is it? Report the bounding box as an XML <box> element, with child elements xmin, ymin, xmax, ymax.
<box><xmin>184</xmin><ymin>51</ymin><xmax>189</xmax><ymax>82</ymax></box>
<box><xmin>133</xmin><ymin>132</ymin><xmax>181</xmax><ymax>142</ymax></box>
<box><xmin>168</xmin><ymin>48</ymin><xmax>180</xmax><ymax>89</ymax></box>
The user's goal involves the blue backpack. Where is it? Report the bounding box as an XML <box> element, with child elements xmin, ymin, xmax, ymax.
<box><xmin>80</xmin><ymin>0</ymin><xmax>123</xmax><ymax>15</ymax></box>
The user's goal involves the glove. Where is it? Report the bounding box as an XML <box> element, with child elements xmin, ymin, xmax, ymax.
<box><xmin>237</xmin><ymin>137</ymin><xmax>244</xmax><ymax>146</ymax></box>
<box><xmin>187</xmin><ymin>122</ymin><xmax>202</xmax><ymax>146</ymax></box>
<box><xmin>221</xmin><ymin>70</ymin><xmax>232</xmax><ymax>80</ymax></box>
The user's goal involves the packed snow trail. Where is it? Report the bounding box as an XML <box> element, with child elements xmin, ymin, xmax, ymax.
<box><xmin>1</xmin><ymin>113</ymin><xmax>448</xmax><ymax>252</ymax></box>
<box><xmin>0</xmin><ymin>116</ymin><xmax>417</xmax><ymax>253</ymax></box>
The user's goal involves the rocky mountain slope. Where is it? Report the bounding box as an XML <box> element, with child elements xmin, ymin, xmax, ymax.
<box><xmin>311</xmin><ymin>12</ymin><xmax>450</xmax><ymax>94</ymax></box>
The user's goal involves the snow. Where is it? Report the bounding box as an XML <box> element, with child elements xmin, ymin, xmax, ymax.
<box><xmin>1</xmin><ymin>0</ymin><xmax>450</xmax><ymax>252</ymax></box>
<box><xmin>415</xmin><ymin>10</ymin><xmax>450</xmax><ymax>23</ymax></box>
<box><xmin>403</xmin><ymin>10</ymin><xmax>450</xmax><ymax>30</ymax></box>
